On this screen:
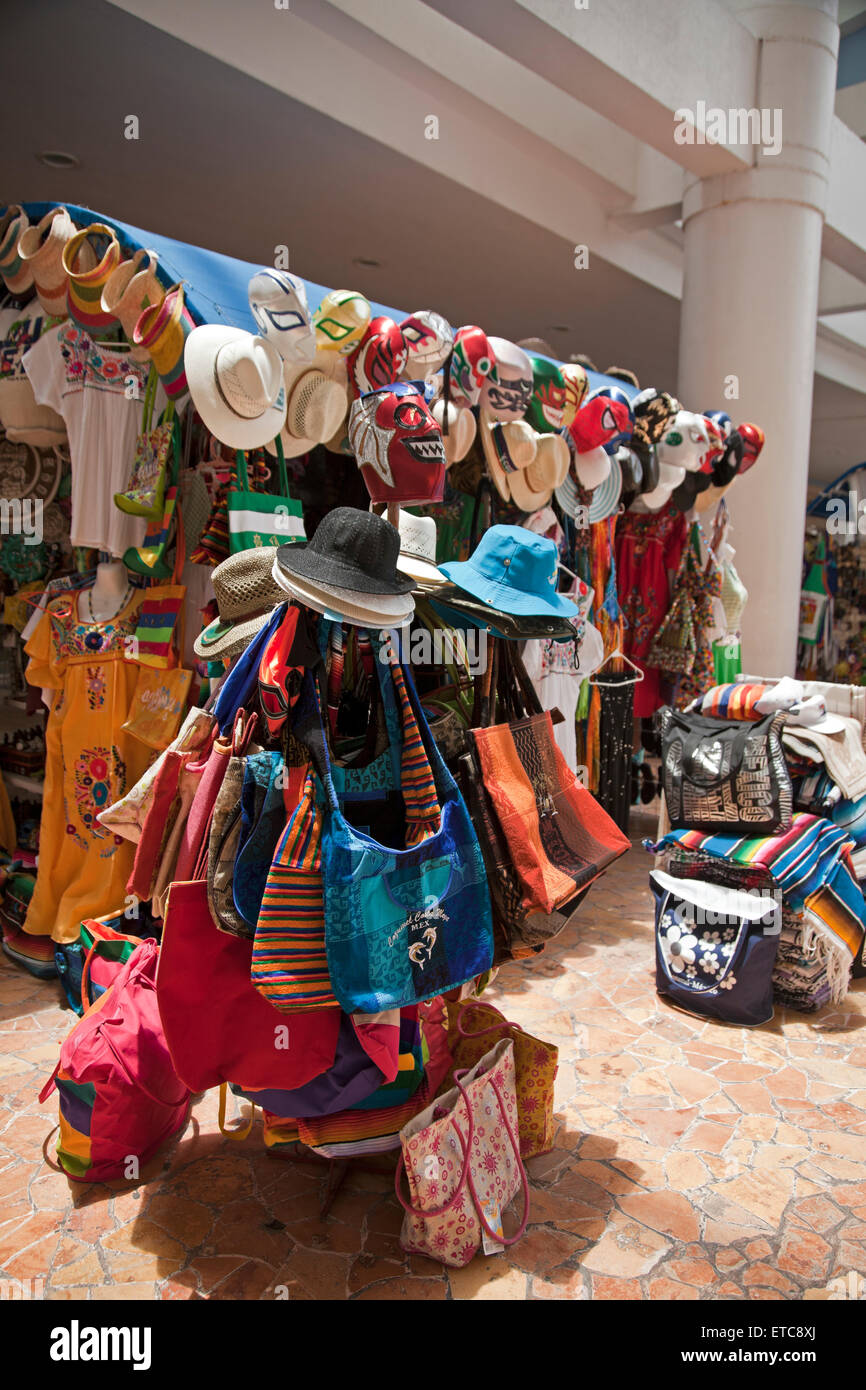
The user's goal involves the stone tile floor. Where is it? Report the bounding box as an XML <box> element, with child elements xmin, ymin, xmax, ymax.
<box><xmin>2</xmin><ymin>834</ymin><xmax>866</xmax><ymax>1301</ymax></box>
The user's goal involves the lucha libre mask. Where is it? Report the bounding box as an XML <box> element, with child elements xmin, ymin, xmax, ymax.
<box><xmin>346</xmin><ymin>316</ymin><xmax>409</xmax><ymax>399</ymax></box>
<box><xmin>258</xmin><ymin>605</ymin><xmax>303</xmax><ymax>738</ymax></box>
<box><xmin>560</xmin><ymin>362</ymin><xmax>589</xmax><ymax>428</ymax></box>
<box><xmin>657</xmin><ymin>410</ymin><xmax>713</xmax><ymax>473</ymax></box>
<box><xmin>570</xmin><ymin>390</ymin><xmax>633</xmax><ymax>455</ymax></box>
<box><xmin>399</xmin><ymin>310</ymin><xmax>454</xmax><ymax>377</ymax></box>
<box><xmin>248</xmin><ymin>270</ymin><xmax>316</xmax><ymax>364</ymax></box>
<box><xmin>313</xmin><ymin>290</ymin><xmax>372</xmax><ymax>354</ymax></box>
<box><xmin>481</xmin><ymin>338</ymin><xmax>533</xmax><ymax>422</ymax></box>
<box><xmin>348</xmin><ymin>381</ymin><xmax>446</xmax><ymax>506</ymax></box>
<box><xmin>737</xmin><ymin>422</ymin><xmax>765</xmax><ymax>475</ymax></box>
<box><xmin>449</xmin><ymin>325</ymin><xmax>495</xmax><ymax>406</ymax></box>
<box><xmin>704</xmin><ymin>409</ymin><xmax>733</xmax><ymax>442</ymax></box>
<box><xmin>591</xmin><ymin>387</ymin><xmax>634</xmax><ymax>453</ymax></box>
<box><xmin>524</xmin><ymin>354</ymin><xmax>569</xmax><ymax>434</ymax></box>
<box><xmin>700</xmin><ymin>416</ymin><xmax>726</xmax><ymax>474</ymax></box>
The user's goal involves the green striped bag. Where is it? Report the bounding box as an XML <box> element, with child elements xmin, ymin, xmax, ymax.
<box><xmin>228</xmin><ymin>437</ymin><xmax>305</xmax><ymax>553</ymax></box>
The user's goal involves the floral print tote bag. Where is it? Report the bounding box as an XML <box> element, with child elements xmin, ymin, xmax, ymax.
<box><xmin>650</xmin><ymin>869</ymin><xmax>781</xmax><ymax>1026</ymax></box>
<box><xmin>395</xmin><ymin>1038</ymin><xmax>530</xmax><ymax>1267</ymax></box>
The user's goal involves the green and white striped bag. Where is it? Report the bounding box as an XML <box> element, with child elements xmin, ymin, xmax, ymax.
<box><xmin>227</xmin><ymin>437</ymin><xmax>305</xmax><ymax>553</ymax></box>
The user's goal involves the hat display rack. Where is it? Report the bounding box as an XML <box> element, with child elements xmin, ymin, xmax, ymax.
<box><xmin>0</xmin><ymin>196</ymin><xmax>780</xmax><ymax>1254</ymax></box>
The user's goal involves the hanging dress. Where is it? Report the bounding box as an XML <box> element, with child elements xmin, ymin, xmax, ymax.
<box><xmin>615</xmin><ymin>507</ymin><xmax>687</xmax><ymax>717</ymax></box>
<box><xmin>674</xmin><ymin>527</ymin><xmax>724</xmax><ymax>708</ymax></box>
<box><xmin>22</xmin><ymin>589</ymin><xmax>150</xmax><ymax>944</ymax></box>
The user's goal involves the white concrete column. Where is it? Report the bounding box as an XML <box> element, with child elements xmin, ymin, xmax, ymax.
<box><xmin>677</xmin><ymin>0</ymin><xmax>839</xmax><ymax>676</ymax></box>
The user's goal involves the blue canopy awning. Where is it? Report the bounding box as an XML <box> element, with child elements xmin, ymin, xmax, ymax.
<box><xmin>15</xmin><ymin>201</ymin><xmax>635</xmax><ymax>398</ymax></box>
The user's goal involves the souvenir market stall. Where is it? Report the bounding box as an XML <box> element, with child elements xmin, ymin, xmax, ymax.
<box><xmin>0</xmin><ymin>198</ymin><xmax>782</xmax><ymax>1264</ymax></box>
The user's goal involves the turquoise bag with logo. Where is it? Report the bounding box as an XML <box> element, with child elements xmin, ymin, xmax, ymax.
<box><xmin>294</xmin><ymin>647</ymin><xmax>494</xmax><ymax>1014</ymax></box>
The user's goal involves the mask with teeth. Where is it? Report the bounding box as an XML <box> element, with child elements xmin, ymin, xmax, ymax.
<box><xmin>349</xmin><ymin>382</ymin><xmax>446</xmax><ymax>505</ymax></box>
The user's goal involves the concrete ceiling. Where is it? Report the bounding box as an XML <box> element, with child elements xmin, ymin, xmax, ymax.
<box><xmin>4</xmin><ymin>0</ymin><xmax>865</xmax><ymax>487</ymax></box>
<box><xmin>3</xmin><ymin>0</ymin><xmax>679</xmax><ymax>390</ymax></box>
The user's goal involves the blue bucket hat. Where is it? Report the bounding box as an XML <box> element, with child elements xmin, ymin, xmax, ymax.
<box><xmin>439</xmin><ymin>525</ymin><xmax>578</xmax><ymax>619</ymax></box>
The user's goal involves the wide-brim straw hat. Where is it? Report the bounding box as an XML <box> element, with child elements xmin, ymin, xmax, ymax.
<box><xmin>479</xmin><ymin>412</ymin><xmax>537</xmax><ymax>501</ymax></box>
<box><xmin>18</xmin><ymin>207</ymin><xmax>77</xmax><ymax>317</ymax></box>
<box><xmin>62</xmin><ymin>224</ymin><xmax>121</xmax><ymax>337</ymax></box>
<box><xmin>267</xmin><ymin>359</ymin><xmax>348</xmax><ymax>458</ymax></box>
<box><xmin>271</xmin><ymin>562</ymin><xmax>415</xmax><ymax>628</ymax></box>
<box><xmin>185</xmin><ymin>324</ymin><xmax>287</xmax><ymax>448</ymax></box>
<box><xmin>0</xmin><ymin>206</ymin><xmax>33</xmax><ymax>294</ymax></box>
<box><xmin>193</xmin><ymin>545</ymin><xmax>285</xmax><ymax>659</ymax></box>
<box><xmin>432</xmin><ymin>398</ymin><xmax>476</xmax><ymax>466</ymax></box>
<box><xmin>509</xmin><ymin>433</ymin><xmax>569</xmax><ymax>512</ymax></box>
<box><xmin>102</xmin><ymin>249</ymin><xmax>163</xmax><ymax>360</ymax></box>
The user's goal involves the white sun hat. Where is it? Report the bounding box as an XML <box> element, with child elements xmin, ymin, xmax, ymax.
<box><xmin>271</xmin><ymin>557</ymin><xmax>415</xmax><ymax>627</ymax></box>
<box><xmin>396</xmin><ymin>510</ymin><xmax>445</xmax><ymax>587</ymax></box>
<box><xmin>267</xmin><ymin>359</ymin><xmax>348</xmax><ymax>458</ymax></box>
<box><xmin>185</xmin><ymin>326</ymin><xmax>287</xmax><ymax>449</ymax></box>
<box><xmin>573</xmin><ymin>444</ymin><xmax>611</xmax><ymax>491</ymax></box>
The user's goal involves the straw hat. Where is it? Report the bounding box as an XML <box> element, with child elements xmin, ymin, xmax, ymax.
<box><xmin>432</xmin><ymin>398</ymin><xmax>476</xmax><ymax>465</ymax></box>
<box><xmin>267</xmin><ymin>359</ymin><xmax>348</xmax><ymax>458</ymax></box>
<box><xmin>134</xmin><ymin>283</ymin><xmax>195</xmax><ymax>400</ymax></box>
<box><xmin>479</xmin><ymin>413</ymin><xmax>537</xmax><ymax>501</ymax></box>
<box><xmin>18</xmin><ymin>207</ymin><xmax>77</xmax><ymax>317</ymax></box>
<box><xmin>509</xmin><ymin>432</ymin><xmax>569</xmax><ymax>512</ymax></box>
<box><xmin>0</xmin><ymin>206</ymin><xmax>33</xmax><ymax>294</ymax></box>
<box><xmin>395</xmin><ymin>510</ymin><xmax>445</xmax><ymax>587</ymax></box>
<box><xmin>185</xmin><ymin>325</ymin><xmax>287</xmax><ymax>449</ymax></box>
<box><xmin>101</xmin><ymin>249</ymin><xmax>163</xmax><ymax>361</ymax></box>
<box><xmin>193</xmin><ymin>546</ymin><xmax>285</xmax><ymax>659</ymax></box>
<box><xmin>62</xmin><ymin>224</ymin><xmax>121</xmax><ymax>338</ymax></box>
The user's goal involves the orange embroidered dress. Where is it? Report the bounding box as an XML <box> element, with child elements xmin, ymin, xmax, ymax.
<box><xmin>23</xmin><ymin>589</ymin><xmax>149</xmax><ymax>943</ymax></box>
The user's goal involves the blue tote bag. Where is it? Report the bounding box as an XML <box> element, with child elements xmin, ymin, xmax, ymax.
<box><xmin>294</xmin><ymin>652</ymin><xmax>494</xmax><ymax>1014</ymax></box>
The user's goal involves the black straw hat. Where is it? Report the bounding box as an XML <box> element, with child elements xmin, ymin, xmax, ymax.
<box><xmin>275</xmin><ymin>506</ymin><xmax>414</xmax><ymax>596</ymax></box>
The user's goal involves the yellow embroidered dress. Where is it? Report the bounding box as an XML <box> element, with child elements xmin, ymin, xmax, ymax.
<box><xmin>23</xmin><ymin>589</ymin><xmax>149</xmax><ymax>944</ymax></box>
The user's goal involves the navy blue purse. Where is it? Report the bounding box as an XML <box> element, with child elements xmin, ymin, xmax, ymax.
<box><xmin>650</xmin><ymin>869</ymin><xmax>781</xmax><ymax>1027</ymax></box>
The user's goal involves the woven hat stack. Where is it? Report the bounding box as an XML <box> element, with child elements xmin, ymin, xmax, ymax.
<box><xmin>194</xmin><ymin>546</ymin><xmax>286</xmax><ymax>660</ymax></box>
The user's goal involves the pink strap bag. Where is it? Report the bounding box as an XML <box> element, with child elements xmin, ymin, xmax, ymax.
<box><xmin>395</xmin><ymin>1037</ymin><xmax>530</xmax><ymax>1267</ymax></box>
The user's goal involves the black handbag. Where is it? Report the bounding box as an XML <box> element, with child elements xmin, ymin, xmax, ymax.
<box><xmin>656</xmin><ymin>706</ymin><xmax>793</xmax><ymax>834</ymax></box>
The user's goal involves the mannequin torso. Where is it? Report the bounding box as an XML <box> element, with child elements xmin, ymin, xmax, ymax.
<box><xmin>84</xmin><ymin>561</ymin><xmax>132</xmax><ymax>623</ymax></box>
